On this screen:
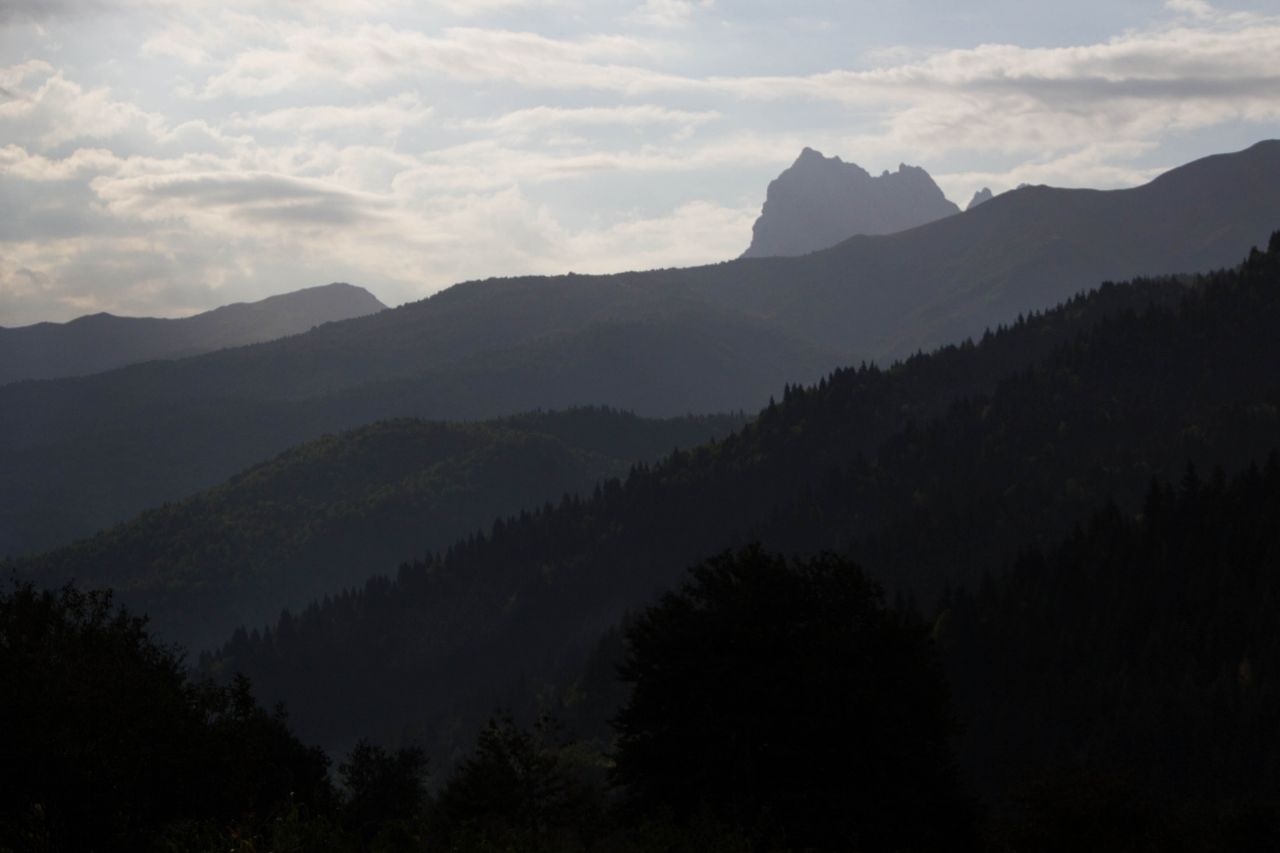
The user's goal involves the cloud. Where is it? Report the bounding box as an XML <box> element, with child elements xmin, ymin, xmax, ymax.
<box><xmin>389</xmin><ymin>131</ymin><xmax>812</xmax><ymax>195</ymax></box>
<box><xmin>630</xmin><ymin>0</ymin><xmax>715</xmax><ymax>29</ymax></box>
<box><xmin>428</xmin><ymin>0</ymin><xmax>560</xmax><ymax>15</ymax></box>
<box><xmin>0</xmin><ymin>0</ymin><xmax>92</xmax><ymax>25</ymax></box>
<box><xmin>228</xmin><ymin>93</ymin><xmax>434</xmax><ymax>137</ymax></box>
<box><xmin>455</xmin><ymin>104</ymin><xmax>720</xmax><ymax>138</ymax></box>
<box><xmin>91</xmin><ymin>171</ymin><xmax>390</xmax><ymax>229</ymax></box>
<box><xmin>0</xmin><ymin>144</ymin><xmax>120</xmax><ymax>180</ymax></box>
<box><xmin>187</xmin><ymin>23</ymin><xmax>677</xmax><ymax>98</ymax></box>
<box><xmin>0</xmin><ymin>62</ymin><xmax>166</xmax><ymax>148</ymax></box>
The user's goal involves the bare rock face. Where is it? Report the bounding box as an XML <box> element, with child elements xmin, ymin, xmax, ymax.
<box><xmin>967</xmin><ymin>187</ymin><xmax>994</xmax><ymax>210</ymax></box>
<box><xmin>742</xmin><ymin>147</ymin><xmax>960</xmax><ymax>258</ymax></box>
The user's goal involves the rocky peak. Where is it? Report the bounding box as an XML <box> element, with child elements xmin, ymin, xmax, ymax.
<box><xmin>967</xmin><ymin>187</ymin><xmax>994</xmax><ymax>210</ymax></box>
<box><xmin>742</xmin><ymin>148</ymin><xmax>960</xmax><ymax>258</ymax></box>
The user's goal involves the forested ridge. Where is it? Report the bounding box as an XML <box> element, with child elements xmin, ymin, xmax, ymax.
<box><xmin>944</xmin><ymin>455</ymin><xmax>1280</xmax><ymax>803</ymax></box>
<box><xmin>208</xmin><ymin>235</ymin><xmax>1280</xmax><ymax>764</ymax></box>
<box><xmin>6</xmin><ymin>408</ymin><xmax>745</xmax><ymax>652</ymax></box>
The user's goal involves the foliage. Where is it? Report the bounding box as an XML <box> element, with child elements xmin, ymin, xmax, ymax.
<box><xmin>430</xmin><ymin>716</ymin><xmax>605</xmax><ymax>852</ymax></box>
<box><xmin>942</xmin><ymin>455</ymin><xmax>1280</xmax><ymax>803</ymax></box>
<box><xmin>613</xmin><ymin>546</ymin><xmax>979</xmax><ymax>852</ymax></box>
<box><xmin>9</xmin><ymin>408</ymin><xmax>745</xmax><ymax>651</ymax></box>
<box><xmin>0</xmin><ymin>582</ymin><xmax>331</xmax><ymax>853</ymax></box>
<box><xmin>339</xmin><ymin>740</ymin><xmax>429</xmax><ymax>847</ymax></box>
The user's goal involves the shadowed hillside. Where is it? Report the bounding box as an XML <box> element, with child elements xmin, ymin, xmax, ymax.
<box><xmin>9</xmin><ymin>408</ymin><xmax>746</xmax><ymax>651</ymax></box>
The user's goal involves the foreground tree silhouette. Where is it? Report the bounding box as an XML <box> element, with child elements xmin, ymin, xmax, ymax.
<box><xmin>0</xmin><ymin>581</ymin><xmax>331</xmax><ymax>852</ymax></box>
<box><xmin>613</xmin><ymin>546</ymin><xmax>979</xmax><ymax>852</ymax></box>
<box><xmin>339</xmin><ymin>739</ymin><xmax>428</xmax><ymax>849</ymax></box>
<box><xmin>431</xmin><ymin>716</ymin><xmax>604</xmax><ymax>851</ymax></box>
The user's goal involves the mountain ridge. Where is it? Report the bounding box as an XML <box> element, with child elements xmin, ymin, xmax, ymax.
<box><xmin>0</xmin><ymin>282</ymin><xmax>387</xmax><ymax>385</ymax></box>
<box><xmin>1</xmin><ymin>141</ymin><xmax>1278</xmax><ymax>558</ymax></box>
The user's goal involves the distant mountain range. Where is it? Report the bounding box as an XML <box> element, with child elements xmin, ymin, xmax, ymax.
<box><xmin>0</xmin><ymin>283</ymin><xmax>386</xmax><ymax>385</ymax></box>
<box><xmin>741</xmin><ymin>148</ymin><xmax>959</xmax><ymax>258</ymax></box>
<box><xmin>2</xmin><ymin>141</ymin><xmax>1279</xmax><ymax>558</ymax></box>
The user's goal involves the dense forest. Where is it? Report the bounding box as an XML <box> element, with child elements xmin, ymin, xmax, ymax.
<box><xmin>944</xmin><ymin>455</ymin><xmax>1280</xmax><ymax>804</ymax></box>
<box><xmin>7</xmin><ymin>409</ymin><xmax>745</xmax><ymax>651</ymax></box>
<box><xmin>8</xmin><ymin>458</ymin><xmax>1280</xmax><ymax>851</ymax></box>
<box><xmin>207</xmin><ymin>235</ymin><xmax>1280</xmax><ymax>765</ymax></box>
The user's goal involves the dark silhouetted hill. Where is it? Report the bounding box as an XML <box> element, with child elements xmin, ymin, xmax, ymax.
<box><xmin>0</xmin><ymin>282</ymin><xmax>386</xmax><ymax>385</ymax></box>
<box><xmin>741</xmin><ymin>148</ymin><xmax>960</xmax><ymax>258</ymax></box>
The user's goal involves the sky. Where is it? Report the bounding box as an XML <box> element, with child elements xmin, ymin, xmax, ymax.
<box><xmin>1</xmin><ymin>0</ymin><xmax>1279</xmax><ymax>325</ymax></box>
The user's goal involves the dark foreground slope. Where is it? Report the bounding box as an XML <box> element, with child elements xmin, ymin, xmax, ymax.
<box><xmin>2</xmin><ymin>142</ymin><xmax>1277</xmax><ymax>557</ymax></box>
<box><xmin>208</xmin><ymin>236</ymin><xmax>1280</xmax><ymax>757</ymax></box>
<box><xmin>10</xmin><ymin>409</ymin><xmax>745</xmax><ymax>652</ymax></box>
<box><xmin>0</xmin><ymin>282</ymin><xmax>385</xmax><ymax>385</ymax></box>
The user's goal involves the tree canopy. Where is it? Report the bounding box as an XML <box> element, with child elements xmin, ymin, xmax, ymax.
<box><xmin>0</xmin><ymin>581</ymin><xmax>331</xmax><ymax>852</ymax></box>
<box><xmin>613</xmin><ymin>546</ymin><xmax>979</xmax><ymax>852</ymax></box>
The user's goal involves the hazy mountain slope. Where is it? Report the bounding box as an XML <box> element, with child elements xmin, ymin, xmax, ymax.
<box><xmin>13</xmin><ymin>143</ymin><xmax>1273</xmax><ymax>409</ymax></box>
<box><xmin>2</xmin><ymin>143</ymin><xmax>1277</xmax><ymax>558</ymax></box>
<box><xmin>0</xmin><ymin>283</ymin><xmax>386</xmax><ymax>385</ymax></box>
<box><xmin>741</xmin><ymin>148</ymin><xmax>960</xmax><ymax>258</ymax></box>
<box><xmin>207</xmin><ymin>237</ymin><xmax>1280</xmax><ymax>756</ymax></box>
<box><xmin>10</xmin><ymin>409</ymin><xmax>747</xmax><ymax>652</ymax></box>
<box><xmin>0</xmin><ymin>304</ymin><xmax>832</xmax><ymax>557</ymax></box>
<box><xmin>691</xmin><ymin>139</ymin><xmax>1280</xmax><ymax>359</ymax></box>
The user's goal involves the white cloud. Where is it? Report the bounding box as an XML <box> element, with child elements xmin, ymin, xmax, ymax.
<box><xmin>0</xmin><ymin>144</ymin><xmax>119</xmax><ymax>180</ymax></box>
<box><xmin>428</xmin><ymin>0</ymin><xmax>560</xmax><ymax>15</ymax></box>
<box><xmin>0</xmin><ymin>62</ymin><xmax>166</xmax><ymax>147</ymax></box>
<box><xmin>189</xmin><ymin>23</ymin><xmax>676</xmax><ymax>98</ymax></box>
<box><xmin>455</xmin><ymin>104</ymin><xmax>720</xmax><ymax>138</ymax></box>
<box><xmin>228</xmin><ymin>93</ymin><xmax>434</xmax><ymax>137</ymax></box>
<box><xmin>631</xmin><ymin>0</ymin><xmax>715</xmax><ymax>29</ymax></box>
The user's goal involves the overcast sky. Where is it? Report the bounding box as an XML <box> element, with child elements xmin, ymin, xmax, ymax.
<box><xmin>2</xmin><ymin>0</ymin><xmax>1279</xmax><ymax>324</ymax></box>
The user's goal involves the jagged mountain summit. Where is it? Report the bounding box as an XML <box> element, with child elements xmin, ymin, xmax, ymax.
<box><xmin>966</xmin><ymin>187</ymin><xmax>994</xmax><ymax>210</ymax></box>
<box><xmin>0</xmin><ymin>282</ymin><xmax>387</xmax><ymax>385</ymax></box>
<box><xmin>741</xmin><ymin>147</ymin><xmax>960</xmax><ymax>258</ymax></box>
